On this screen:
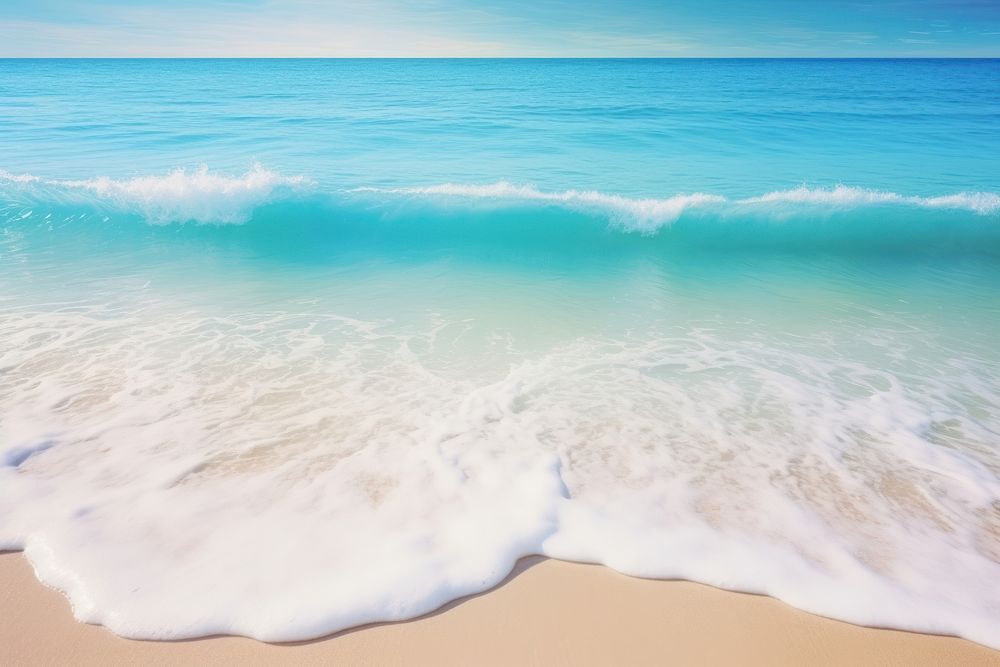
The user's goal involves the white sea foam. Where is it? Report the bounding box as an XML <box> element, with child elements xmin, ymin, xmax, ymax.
<box><xmin>744</xmin><ymin>185</ymin><xmax>1000</xmax><ymax>215</ymax></box>
<box><xmin>1</xmin><ymin>282</ymin><xmax>998</xmax><ymax>645</ymax></box>
<box><xmin>354</xmin><ymin>182</ymin><xmax>1000</xmax><ymax>229</ymax></box>
<box><xmin>921</xmin><ymin>192</ymin><xmax>1000</xmax><ymax>215</ymax></box>
<box><xmin>1</xmin><ymin>165</ymin><xmax>310</xmax><ymax>224</ymax></box>
<box><xmin>0</xmin><ymin>170</ymin><xmax>42</xmax><ymax>184</ymax></box>
<box><xmin>351</xmin><ymin>182</ymin><xmax>726</xmax><ymax>232</ymax></box>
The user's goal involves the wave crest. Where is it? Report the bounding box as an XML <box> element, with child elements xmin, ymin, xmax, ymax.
<box><xmin>1</xmin><ymin>165</ymin><xmax>310</xmax><ymax>224</ymax></box>
<box><xmin>349</xmin><ymin>182</ymin><xmax>1000</xmax><ymax>233</ymax></box>
<box><xmin>3</xmin><ymin>168</ymin><xmax>999</xmax><ymax>229</ymax></box>
<box><xmin>745</xmin><ymin>185</ymin><xmax>1000</xmax><ymax>215</ymax></box>
<box><xmin>351</xmin><ymin>182</ymin><xmax>726</xmax><ymax>232</ymax></box>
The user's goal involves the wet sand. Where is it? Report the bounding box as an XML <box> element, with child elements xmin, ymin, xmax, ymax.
<box><xmin>1</xmin><ymin>551</ymin><xmax>997</xmax><ymax>666</ymax></box>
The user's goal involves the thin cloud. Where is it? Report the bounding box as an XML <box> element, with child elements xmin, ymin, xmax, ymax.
<box><xmin>0</xmin><ymin>0</ymin><xmax>997</xmax><ymax>57</ymax></box>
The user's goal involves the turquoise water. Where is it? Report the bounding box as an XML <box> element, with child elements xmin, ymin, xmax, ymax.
<box><xmin>1</xmin><ymin>59</ymin><xmax>999</xmax><ymax>645</ymax></box>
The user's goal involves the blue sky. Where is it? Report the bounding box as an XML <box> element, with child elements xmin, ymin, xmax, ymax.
<box><xmin>1</xmin><ymin>0</ymin><xmax>998</xmax><ymax>57</ymax></box>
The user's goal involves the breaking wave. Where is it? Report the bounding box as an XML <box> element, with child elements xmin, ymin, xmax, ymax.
<box><xmin>2</xmin><ymin>168</ymin><xmax>999</xmax><ymax>255</ymax></box>
<box><xmin>0</xmin><ymin>165</ymin><xmax>310</xmax><ymax>225</ymax></box>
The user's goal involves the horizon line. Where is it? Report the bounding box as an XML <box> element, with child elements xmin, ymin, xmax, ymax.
<box><xmin>1</xmin><ymin>56</ymin><xmax>998</xmax><ymax>60</ymax></box>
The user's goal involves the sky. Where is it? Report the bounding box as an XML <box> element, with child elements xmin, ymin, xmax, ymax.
<box><xmin>1</xmin><ymin>0</ymin><xmax>998</xmax><ymax>57</ymax></box>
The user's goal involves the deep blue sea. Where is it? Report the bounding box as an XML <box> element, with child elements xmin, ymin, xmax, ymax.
<box><xmin>1</xmin><ymin>59</ymin><xmax>999</xmax><ymax>645</ymax></box>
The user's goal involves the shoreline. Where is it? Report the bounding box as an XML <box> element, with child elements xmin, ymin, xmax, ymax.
<box><xmin>2</xmin><ymin>551</ymin><xmax>997</xmax><ymax>666</ymax></box>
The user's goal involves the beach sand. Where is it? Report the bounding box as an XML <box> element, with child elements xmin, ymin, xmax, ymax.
<box><xmin>1</xmin><ymin>551</ymin><xmax>997</xmax><ymax>666</ymax></box>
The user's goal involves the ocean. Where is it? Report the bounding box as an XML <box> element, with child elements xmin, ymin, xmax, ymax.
<box><xmin>1</xmin><ymin>58</ymin><xmax>998</xmax><ymax>645</ymax></box>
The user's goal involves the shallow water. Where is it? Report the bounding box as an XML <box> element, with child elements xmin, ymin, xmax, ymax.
<box><xmin>1</xmin><ymin>59</ymin><xmax>999</xmax><ymax>645</ymax></box>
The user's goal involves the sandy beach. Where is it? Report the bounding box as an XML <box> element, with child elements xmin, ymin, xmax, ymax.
<box><xmin>2</xmin><ymin>551</ymin><xmax>997</xmax><ymax>666</ymax></box>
